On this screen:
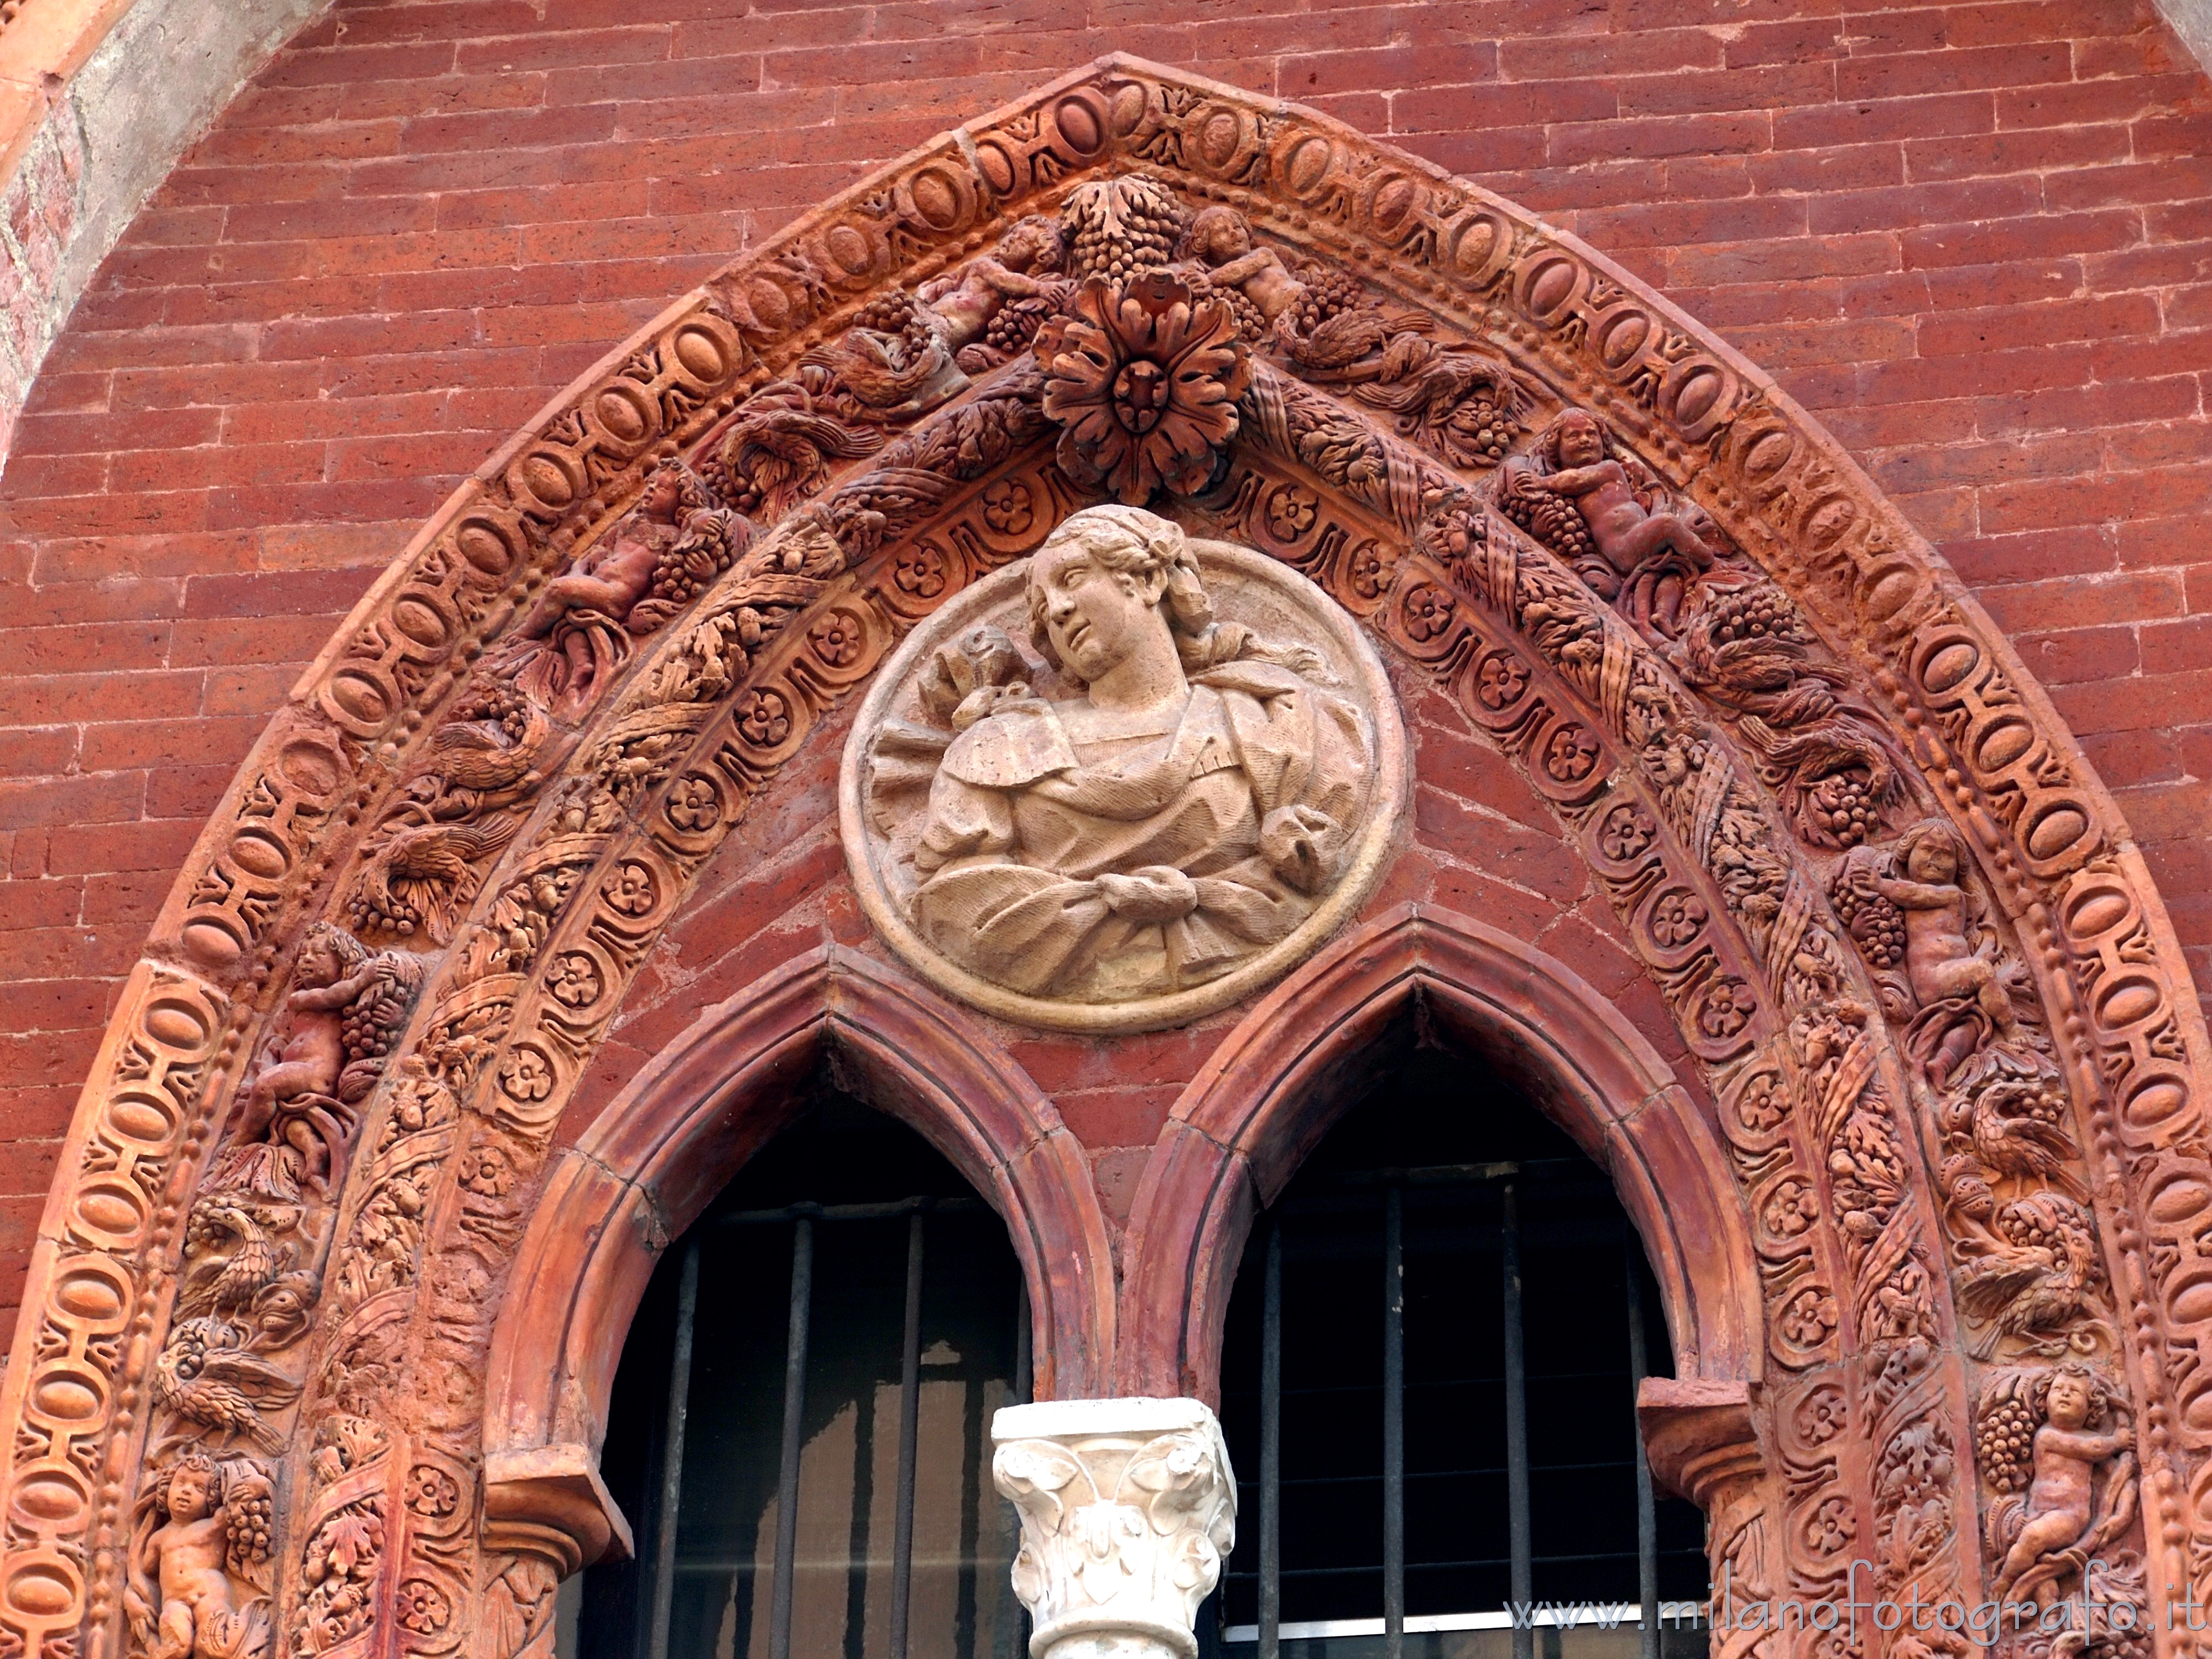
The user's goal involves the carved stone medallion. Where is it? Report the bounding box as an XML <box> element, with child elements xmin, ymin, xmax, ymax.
<box><xmin>841</xmin><ymin>504</ymin><xmax>1406</xmax><ymax>1032</ymax></box>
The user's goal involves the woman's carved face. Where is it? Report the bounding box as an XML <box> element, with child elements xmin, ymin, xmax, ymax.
<box><xmin>1031</xmin><ymin>537</ymin><xmax>1165</xmax><ymax>684</ymax></box>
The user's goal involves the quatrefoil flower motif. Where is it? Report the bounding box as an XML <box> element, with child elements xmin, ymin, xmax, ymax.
<box><xmin>738</xmin><ymin>690</ymin><xmax>791</xmax><ymax>748</ymax></box>
<box><xmin>666</xmin><ymin>776</ymin><xmax>719</xmax><ymax>832</ymax></box>
<box><xmin>1648</xmin><ymin>890</ymin><xmax>1708</xmax><ymax>948</ymax></box>
<box><xmin>602</xmin><ymin>861</ymin><xmax>658</xmax><ymax>917</ymax></box>
<box><xmin>499</xmin><ymin>1048</ymin><xmax>552</xmax><ymax>1103</ymax></box>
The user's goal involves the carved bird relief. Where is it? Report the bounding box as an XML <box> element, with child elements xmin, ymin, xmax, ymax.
<box><xmin>1957</xmin><ymin>1194</ymin><xmax>2112</xmax><ymax>1360</ymax></box>
<box><xmin>1943</xmin><ymin>1073</ymin><xmax>2085</xmax><ymax>1194</ymax></box>
<box><xmin>152</xmin><ymin>1317</ymin><xmax>302</xmax><ymax>1453</ymax></box>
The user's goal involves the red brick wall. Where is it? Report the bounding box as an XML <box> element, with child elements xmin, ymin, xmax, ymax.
<box><xmin>4</xmin><ymin>0</ymin><xmax>2210</xmax><ymax>1348</ymax></box>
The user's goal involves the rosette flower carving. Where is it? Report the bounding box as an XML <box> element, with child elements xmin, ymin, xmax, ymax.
<box><xmin>1033</xmin><ymin>273</ymin><xmax>1250</xmax><ymax>504</ymax></box>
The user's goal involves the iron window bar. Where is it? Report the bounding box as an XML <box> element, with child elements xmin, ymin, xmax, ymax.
<box><xmin>1244</xmin><ymin>1162</ymin><xmax>1668</xmax><ymax>1659</ymax></box>
<box><xmin>1501</xmin><ymin>1179</ymin><xmax>1532</xmax><ymax>1659</ymax></box>
<box><xmin>769</xmin><ymin>1214</ymin><xmax>812</xmax><ymax>1659</ymax></box>
<box><xmin>643</xmin><ymin>1193</ymin><xmax>1001</xmax><ymax>1659</ymax></box>
<box><xmin>1627</xmin><ymin>1235</ymin><xmax>1660</xmax><ymax>1659</ymax></box>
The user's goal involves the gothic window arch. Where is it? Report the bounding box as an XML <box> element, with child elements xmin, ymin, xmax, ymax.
<box><xmin>1213</xmin><ymin>1047</ymin><xmax>1708</xmax><ymax>1659</ymax></box>
<box><xmin>582</xmin><ymin>1087</ymin><xmax>1031</xmax><ymax>1659</ymax></box>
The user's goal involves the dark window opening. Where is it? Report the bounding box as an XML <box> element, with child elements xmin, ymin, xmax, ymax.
<box><xmin>581</xmin><ymin>1084</ymin><xmax>1030</xmax><ymax>1659</ymax></box>
<box><xmin>1215</xmin><ymin>1047</ymin><xmax>1709</xmax><ymax>1659</ymax></box>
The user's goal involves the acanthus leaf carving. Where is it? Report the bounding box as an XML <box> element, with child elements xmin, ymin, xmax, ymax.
<box><xmin>994</xmin><ymin>1399</ymin><xmax>1236</xmax><ymax>1659</ymax></box>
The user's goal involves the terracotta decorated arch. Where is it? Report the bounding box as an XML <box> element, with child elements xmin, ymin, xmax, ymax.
<box><xmin>1115</xmin><ymin>901</ymin><xmax>1761</xmax><ymax>1406</ymax></box>
<box><xmin>6</xmin><ymin>50</ymin><xmax>2210</xmax><ymax>1659</ymax></box>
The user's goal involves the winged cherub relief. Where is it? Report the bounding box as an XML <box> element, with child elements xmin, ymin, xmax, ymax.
<box><xmin>848</xmin><ymin>505</ymin><xmax>1402</xmax><ymax>1028</ymax></box>
<box><xmin>502</xmin><ymin>456</ymin><xmax>749</xmax><ymax>718</ymax></box>
<box><xmin>1979</xmin><ymin>1365</ymin><xmax>2138</xmax><ymax>1610</ymax></box>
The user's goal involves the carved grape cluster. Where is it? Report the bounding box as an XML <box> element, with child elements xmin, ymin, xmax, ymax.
<box><xmin>1448</xmin><ymin>397</ymin><xmax>1516</xmax><ymax>465</ymax></box>
<box><xmin>1184</xmin><ymin>269</ymin><xmax>1266</xmax><ymax>342</ymax></box>
<box><xmin>226</xmin><ymin>1477</ymin><xmax>275</xmax><ymax>1564</ymax></box>
<box><xmin>342</xmin><ymin>983</ymin><xmax>409</xmax><ymax>1067</ymax></box>
<box><xmin>171</xmin><ymin>1319</ymin><xmax>212</xmax><ymax>1381</ymax></box>
<box><xmin>2006</xmin><ymin>1083</ymin><xmax>2069</xmax><ymax>1131</ymax></box>
<box><xmin>451</xmin><ymin>683</ymin><xmax>530</xmax><ymax>742</ymax></box>
<box><xmin>1703</xmin><ymin>583</ymin><xmax>1805</xmax><ymax>645</ymax></box>
<box><xmin>1975</xmin><ymin>1391</ymin><xmax>2038</xmax><ymax>1492</ymax></box>
<box><xmin>1065</xmin><ymin>177</ymin><xmax>1181</xmax><ymax>279</ymax></box>
<box><xmin>983</xmin><ymin>292</ymin><xmax>1060</xmax><ymax>358</ymax></box>
<box><xmin>650</xmin><ymin>539</ymin><xmax>712</xmax><ymax>604</ymax></box>
<box><xmin>1829</xmin><ymin>870</ymin><xmax>1906</xmax><ymax>968</ymax></box>
<box><xmin>852</xmin><ymin>290</ymin><xmax>938</xmax><ymax>356</ymax></box>
<box><xmin>1808</xmin><ymin>770</ymin><xmax>1879</xmax><ymax>848</ymax></box>
<box><xmin>1501</xmin><ymin>485</ymin><xmax>1595</xmax><ymax>564</ymax></box>
<box><xmin>346</xmin><ymin>892</ymin><xmax>418</xmax><ymax>937</ymax></box>
<box><xmin>1288</xmin><ymin>263</ymin><xmax>1363</xmax><ymax>332</ymax></box>
<box><xmin>185</xmin><ymin>1198</ymin><xmax>238</xmax><ymax>1261</ymax></box>
<box><xmin>1999</xmin><ymin>1195</ymin><xmax>2076</xmax><ymax>1251</ymax></box>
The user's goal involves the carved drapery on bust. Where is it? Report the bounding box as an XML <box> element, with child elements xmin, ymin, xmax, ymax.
<box><xmin>842</xmin><ymin>506</ymin><xmax>1406</xmax><ymax>1031</ymax></box>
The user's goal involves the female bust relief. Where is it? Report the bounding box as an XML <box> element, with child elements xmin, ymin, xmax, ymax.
<box><xmin>854</xmin><ymin>505</ymin><xmax>1389</xmax><ymax>1018</ymax></box>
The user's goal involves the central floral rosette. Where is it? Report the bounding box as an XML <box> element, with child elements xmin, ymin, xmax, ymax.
<box><xmin>1032</xmin><ymin>272</ymin><xmax>1250</xmax><ymax>505</ymax></box>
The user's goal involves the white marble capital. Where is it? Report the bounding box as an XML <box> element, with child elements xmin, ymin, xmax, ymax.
<box><xmin>993</xmin><ymin>1397</ymin><xmax>1238</xmax><ymax>1659</ymax></box>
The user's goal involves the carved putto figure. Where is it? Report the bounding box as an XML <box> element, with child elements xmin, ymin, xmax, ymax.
<box><xmin>846</xmin><ymin>505</ymin><xmax>1401</xmax><ymax>1030</ymax></box>
<box><xmin>214</xmin><ymin>923</ymin><xmax>421</xmax><ymax>1201</ymax></box>
<box><xmin>1501</xmin><ymin>409</ymin><xmax>1723</xmax><ymax>638</ymax></box>
<box><xmin>1179</xmin><ymin>204</ymin><xmax>1309</xmax><ymax>328</ymax></box>
<box><xmin>1838</xmin><ymin>821</ymin><xmax>2041</xmax><ymax>1089</ymax></box>
<box><xmin>1979</xmin><ymin>1366</ymin><xmax>2137</xmax><ymax>1608</ymax></box>
<box><xmin>504</xmin><ymin>456</ymin><xmax>748</xmax><ymax>717</ymax></box>
<box><xmin>127</xmin><ymin>1452</ymin><xmax>275</xmax><ymax>1659</ymax></box>
<box><xmin>1874</xmin><ymin>822</ymin><xmax>2016</xmax><ymax>1033</ymax></box>
<box><xmin>916</xmin><ymin>213</ymin><xmax>1070</xmax><ymax>372</ymax></box>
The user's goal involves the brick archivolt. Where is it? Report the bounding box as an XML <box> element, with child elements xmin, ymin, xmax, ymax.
<box><xmin>1</xmin><ymin>54</ymin><xmax>2204</xmax><ymax>1659</ymax></box>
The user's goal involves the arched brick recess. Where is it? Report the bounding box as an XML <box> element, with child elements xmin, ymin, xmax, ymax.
<box><xmin>1116</xmin><ymin>902</ymin><xmax>1759</xmax><ymax>1406</ymax></box>
<box><xmin>483</xmin><ymin>945</ymin><xmax>1115</xmax><ymax>1481</ymax></box>
<box><xmin>1</xmin><ymin>47</ymin><xmax>2208</xmax><ymax>1659</ymax></box>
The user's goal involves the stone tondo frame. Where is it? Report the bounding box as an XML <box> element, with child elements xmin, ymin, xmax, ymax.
<box><xmin>2</xmin><ymin>52</ymin><xmax>2206</xmax><ymax>1659</ymax></box>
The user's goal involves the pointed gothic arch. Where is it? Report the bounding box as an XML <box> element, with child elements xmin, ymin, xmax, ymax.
<box><xmin>1</xmin><ymin>51</ymin><xmax>2205</xmax><ymax>1659</ymax></box>
<box><xmin>1114</xmin><ymin>902</ymin><xmax>1760</xmax><ymax>1407</ymax></box>
<box><xmin>483</xmin><ymin>943</ymin><xmax>1114</xmax><ymax>1468</ymax></box>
